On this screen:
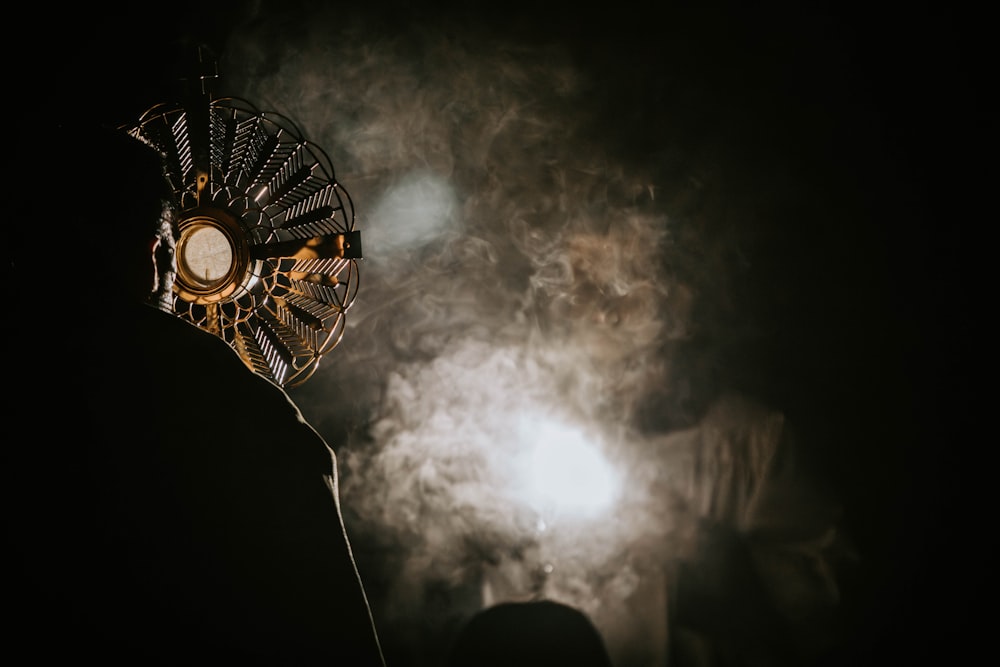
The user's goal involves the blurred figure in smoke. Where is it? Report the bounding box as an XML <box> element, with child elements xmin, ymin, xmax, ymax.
<box><xmin>446</xmin><ymin>600</ymin><xmax>614</xmax><ymax>667</ymax></box>
<box><xmin>4</xmin><ymin>124</ymin><xmax>385</xmax><ymax>666</ymax></box>
<box><xmin>661</xmin><ymin>395</ymin><xmax>858</xmax><ymax>667</ymax></box>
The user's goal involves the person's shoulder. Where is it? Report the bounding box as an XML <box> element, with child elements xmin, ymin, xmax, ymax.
<box><xmin>127</xmin><ymin>304</ymin><xmax>299</xmax><ymax>406</ymax></box>
<box><xmin>129</xmin><ymin>304</ymin><xmax>335</xmax><ymax>463</ymax></box>
<box><xmin>136</xmin><ymin>305</ymin><xmax>255</xmax><ymax>373</ymax></box>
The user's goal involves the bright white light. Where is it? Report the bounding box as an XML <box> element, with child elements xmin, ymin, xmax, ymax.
<box><xmin>518</xmin><ymin>418</ymin><xmax>621</xmax><ymax>520</ymax></box>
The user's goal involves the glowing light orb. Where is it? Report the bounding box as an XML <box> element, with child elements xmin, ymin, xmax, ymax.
<box><xmin>518</xmin><ymin>418</ymin><xmax>621</xmax><ymax>520</ymax></box>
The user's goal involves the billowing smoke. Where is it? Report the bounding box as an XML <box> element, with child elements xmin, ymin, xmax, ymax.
<box><xmin>215</xmin><ymin>5</ymin><xmax>849</xmax><ymax>666</ymax></box>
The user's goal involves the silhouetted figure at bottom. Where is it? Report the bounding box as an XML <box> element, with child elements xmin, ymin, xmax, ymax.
<box><xmin>446</xmin><ymin>600</ymin><xmax>614</xmax><ymax>667</ymax></box>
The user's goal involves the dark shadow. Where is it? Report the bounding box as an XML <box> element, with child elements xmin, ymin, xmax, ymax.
<box><xmin>446</xmin><ymin>599</ymin><xmax>614</xmax><ymax>667</ymax></box>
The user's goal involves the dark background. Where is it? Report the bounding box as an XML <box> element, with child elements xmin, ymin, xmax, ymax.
<box><xmin>27</xmin><ymin>1</ymin><xmax>983</xmax><ymax>664</ymax></box>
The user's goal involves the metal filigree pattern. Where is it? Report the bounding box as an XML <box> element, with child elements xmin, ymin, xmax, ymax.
<box><xmin>127</xmin><ymin>96</ymin><xmax>360</xmax><ymax>388</ymax></box>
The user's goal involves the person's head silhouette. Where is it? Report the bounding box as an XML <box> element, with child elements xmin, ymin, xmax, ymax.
<box><xmin>447</xmin><ymin>599</ymin><xmax>614</xmax><ymax>667</ymax></box>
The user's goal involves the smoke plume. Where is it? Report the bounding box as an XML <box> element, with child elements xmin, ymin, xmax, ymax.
<box><xmin>214</xmin><ymin>4</ymin><xmax>845</xmax><ymax>665</ymax></box>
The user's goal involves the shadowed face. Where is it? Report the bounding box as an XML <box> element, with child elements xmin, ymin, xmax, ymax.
<box><xmin>150</xmin><ymin>207</ymin><xmax>179</xmax><ymax>310</ymax></box>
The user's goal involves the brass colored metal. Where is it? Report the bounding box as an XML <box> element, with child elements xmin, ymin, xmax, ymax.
<box><xmin>174</xmin><ymin>207</ymin><xmax>251</xmax><ymax>305</ymax></box>
<box><xmin>126</xmin><ymin>96</ymin><xmax>361</xmax><ymax>388</ymax></box>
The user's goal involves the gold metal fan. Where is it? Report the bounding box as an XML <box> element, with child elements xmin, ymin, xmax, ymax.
<box><xmin>125</xmin><ymin>66</ymin><xmax>361</xmax><ymax>388</ymax></box>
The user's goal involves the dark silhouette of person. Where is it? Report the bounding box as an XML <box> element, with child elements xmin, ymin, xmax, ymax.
<box><xmin>446</xmin><ymin>599</ymin><xmax>614</xmax><ymax>667</ymax></box>
<box><xmin>4</xmin><ymin>123</ymin><xmax>385</xmax><ymax>666</ymax></box>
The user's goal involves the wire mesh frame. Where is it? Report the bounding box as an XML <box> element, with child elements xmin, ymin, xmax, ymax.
<box><xmin>127</xmin><ymin>96</ymin><xmax>360</xmax><ymax>388</ymax></box>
